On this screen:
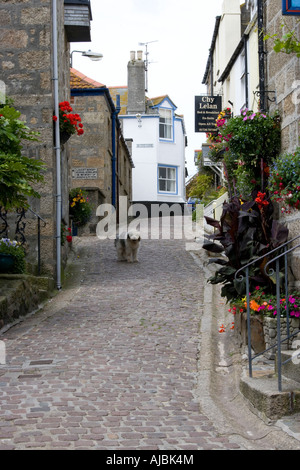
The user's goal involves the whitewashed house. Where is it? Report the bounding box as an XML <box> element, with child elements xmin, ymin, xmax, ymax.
<box><xmin>109</xmin><ymin>51</ymin><xmax>187</xmax><ymax>212</ymax></box>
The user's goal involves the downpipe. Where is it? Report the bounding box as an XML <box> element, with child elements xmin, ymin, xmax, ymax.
<box><xmin>52</xmin><ymin>0</ymin><xmax>62</xmax><ymax>290</ymax></box>
<box><xmin>111</xmin><ymin>95</ymin><xmax>121</xmax><ymax>208</ymax></box>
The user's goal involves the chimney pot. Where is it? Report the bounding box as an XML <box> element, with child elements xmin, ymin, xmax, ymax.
<box><xmin>130</xmin><ymin>51</ymin><xmax>135</xmax><ymax>61</ymax></box>
<box><xmin>137</xmin><ymin>50</ymin><xmax>143</xmax><ymax>61</ymax></box>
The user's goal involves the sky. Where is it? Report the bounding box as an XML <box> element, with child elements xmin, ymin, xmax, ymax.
<box><xmin>70</xmin><ymin>0</ymin><xmax>228</xmax><ymax>179</ymax></box>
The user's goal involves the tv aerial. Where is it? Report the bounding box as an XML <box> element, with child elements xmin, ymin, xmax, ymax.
<box><xmin>138</xmin><ymin>40</ymin><xmax>158</xmax><ymax>92</ymax></box>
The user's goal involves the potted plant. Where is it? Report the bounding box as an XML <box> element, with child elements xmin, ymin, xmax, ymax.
<box><xmin>268</xmin><ymin>147</ymin><xmax>300</xmax><ymax>214</ymax></box>
<box><xmin>69</xmin><ymin>188</ymin><xmax>92</xmax><ymax>229</ymax></box>
<box><xmin>53</xmin><ymin>101</ymin><xmax>84</xmax><ymax>144</ymax></box>
<box><xmin>0</xmin><ymin>238</ymin><xmax>26</xmax><ymax>274</ymax></box>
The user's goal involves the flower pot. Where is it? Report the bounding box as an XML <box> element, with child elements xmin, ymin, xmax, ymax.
<box><xmin>0</xmin><ymin>253</ymin><xmax>14</xmax><ymax>273</ymax></box>
<box><xmin>60</xmin><ymin>131</ymin><xmax>72</xmax><ymax>145</ymax></box>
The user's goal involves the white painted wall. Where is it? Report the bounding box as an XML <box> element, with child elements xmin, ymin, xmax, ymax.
<box><xmin>120</xmin><ymin>108</ymin><xmax>186</xmax><ymax>204</ymax></box>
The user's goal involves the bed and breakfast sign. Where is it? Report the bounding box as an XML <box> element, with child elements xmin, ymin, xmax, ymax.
<box><xmin>195</xmin><ymin>95</ymin><xmax>222</xmax><ymax>133</ymax></box>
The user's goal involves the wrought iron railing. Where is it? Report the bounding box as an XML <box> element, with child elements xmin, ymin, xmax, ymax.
<box><xmin>0</xmin><ymin>207</ymin><xmax>46</xmax><ymax>275</ymax></box>
<box><xmin>235</xmin><ymin>234</ymin><xmax>300</xmax><ymax>392</ymax></box>
<box><xmin>27</xmin><ymin>209</ymin><xmax>47</xmax><ymax>275</ymax></box>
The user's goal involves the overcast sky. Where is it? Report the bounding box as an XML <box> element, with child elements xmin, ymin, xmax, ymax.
<box><xmin>70</xmin><ymin>0</ymin><xmax>229</xmax><ymax>179</ymax></box>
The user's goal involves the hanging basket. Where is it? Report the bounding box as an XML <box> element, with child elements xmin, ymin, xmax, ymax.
<box><xmin>60</xmin><ymin>131</ymin><xmax>72</xmax><ymax>145</ymax></box>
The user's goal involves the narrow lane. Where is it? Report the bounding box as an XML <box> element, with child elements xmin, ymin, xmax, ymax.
<box><xmin>0</xmin><ymin>234</ymin><xmax>242</xmax><ymax>450</ymax></box>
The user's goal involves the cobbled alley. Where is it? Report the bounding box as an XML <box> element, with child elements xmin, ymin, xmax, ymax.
<box><xmin>0</xmin><ymin>230</ymin><xmax>299</xmax><ymax>452</ymax></box>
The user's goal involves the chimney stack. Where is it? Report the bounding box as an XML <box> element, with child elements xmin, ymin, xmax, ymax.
<box><xmin>127</xmin><ymin>50</ymin><xmax>145</xmax><ymax>115</ymax></box>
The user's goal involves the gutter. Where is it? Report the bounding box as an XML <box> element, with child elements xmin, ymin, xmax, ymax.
<box><xmin>202</xmin><ymin>16</ymin><xmax>221</xmax><ymax>86</ymax></box>
<box><xmin>52</xmin><ymin>0</ymin><xmax>62</xmax><ymax>290</ymax></box>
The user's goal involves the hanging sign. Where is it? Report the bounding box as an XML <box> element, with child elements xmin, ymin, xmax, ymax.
<box><xmin>282</xmin><ymin>0</ymin><xmax>300</xmax><ymax>15</ymax></box>
<box><xmin>195</xmin><ymin>95</ymin><xmax>222</xmax><ymax>133</ymax></box>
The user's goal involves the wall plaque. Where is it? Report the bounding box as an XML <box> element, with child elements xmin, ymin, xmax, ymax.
<box><xmin>72</xmin><ymin>167</ymin><xmax>98</xmax><ymax>179</ymax></box>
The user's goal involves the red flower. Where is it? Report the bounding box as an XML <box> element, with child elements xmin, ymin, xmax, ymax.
<box><xmin>66</xmin><ymin>235</ymin><xmax>72</xmax><ymax>243</ymax></box>
<box><xmin>255</xmin><ymin>192</ymin><xmax>269</xmax><ymax>210</ymax></box>
<box><xmin>53</xmin><ymin>115</ymin><xmax>58</xmax><ymax>122</ymax></box>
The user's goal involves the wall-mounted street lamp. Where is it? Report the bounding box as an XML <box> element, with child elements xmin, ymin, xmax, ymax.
<box><xmin>136</xmin><ymin>113</ymin><xmax>142</xmax><ymax>128</ymax></box>
<box><xmin>70</xmin><ymin>49</ymin><xmax>103</xmax><ymax>67</ymax></box>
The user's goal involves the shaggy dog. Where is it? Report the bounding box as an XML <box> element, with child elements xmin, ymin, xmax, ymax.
<box><xmin>115</xmin><ymin>230</ymin><xmax>141</xmax><ymax>263</ymax></box>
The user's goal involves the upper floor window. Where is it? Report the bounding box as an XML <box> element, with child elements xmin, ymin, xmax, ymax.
<box><xmin>159</xmin><ymin>108</ymin><xmax>173</xmax><ymax>140</ymax></box>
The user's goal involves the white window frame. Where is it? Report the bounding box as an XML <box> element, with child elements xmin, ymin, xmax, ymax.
<box><xmin>159</xmin><ymin>108</ymin><xmax>173</xmax><ymax>140</ymax></box>
<box><xmin>158</xmin><ymin>165</ymin><xmax>177</xmax><ymax>194</ymax></box>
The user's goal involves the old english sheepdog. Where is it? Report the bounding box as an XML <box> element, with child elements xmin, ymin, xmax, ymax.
<box><xmin>115</xmin><ymin>230</ymin><xmax>141</xmax><ymax>263</ymax></box>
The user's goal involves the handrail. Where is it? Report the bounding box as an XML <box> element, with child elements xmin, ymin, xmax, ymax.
<box><xmin>28</xmin><ymin>208</ymin><xmax>47</xmax><ymax>275</ymax></box>
<box><xmin>235</xmin><ymin>233</ymin><xmax>300</xmax><ymax>392</ymax></box>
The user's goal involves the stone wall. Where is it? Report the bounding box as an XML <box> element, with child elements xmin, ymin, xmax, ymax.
<box><xmin>263</xmin><ymin>316</ymin><xmax>300</xmax><ymax>359</ymax></box>
<box><xmin>0</xmin><ymin>0</ymin><xmax>71</xmax><ymax>277</ymax></box>
<box><xmin>265</xmin><ymin>0</ymin><xmax>300</xmax><ymax>153</ymax></box>
<box><xmin>69</xmin><ymin>90</ymin><xmax>133</xmax><ymax>235</ymax></box>
<box><xmin>280</xmin><ymin>209</ymin><xmax>300</xmax><ymax>286</ymax></box>
<box><xmin>69</xmin><ymin>92</ymin><xmax>113</xmax><ymax>231</ymax></box>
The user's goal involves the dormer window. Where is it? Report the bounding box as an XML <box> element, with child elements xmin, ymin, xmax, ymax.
<box><xmin>159</xmin><ymin>108</ymin><xmax>173</xmax><ymax>140</ymax></box>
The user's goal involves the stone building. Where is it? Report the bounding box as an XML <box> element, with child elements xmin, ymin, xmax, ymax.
<box><xmin>202</xmin><ymin>0</ymin><xmax>300</xmax><ymax>284</ymax></box>
<box><xmin>70</xmin><ymin>68</ymin><xmax>134</xmax><ymax>235</ymax></box>
<box><xmin>0</xmin><ymin>0</ymin><xmax>92</xmax><ymax>287</ymax></box>
<box><xmin>264</xmin><ymin>0</ymin><xmax>300</xmax><ymax>153</ymax></box>
<box><xmin>263</xmin><ymin>0</ymin><xmax>300</xmax><ymax>284</ymax></box>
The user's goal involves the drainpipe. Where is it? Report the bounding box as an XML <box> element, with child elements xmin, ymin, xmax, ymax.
<box><xmin>257</xmin><ymin>0</ymin><xmax>266</xmax><ymax>112</ymax></box>
<box><xmin>210</xmin><ymin>54</ymin><xmax>214</xmax><ymax>95</ymax></box>
<box><xmin>52</xmin><ymin>0</ymin><xmax>62</xmax><ymax>290</ymax></box>
<box><xmin>111</xmin><ymin>94</ymin><xmax>121</xmax><ymax>208</ymax></box>
<box><xmin>244</xmin><ymin>35</ymin><xmax>249</xmax><ymax>109</ymax></box>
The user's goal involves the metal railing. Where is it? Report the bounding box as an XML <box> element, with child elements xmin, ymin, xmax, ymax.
<box><xmin>27</xmin><ymin>209</ymin><xmax>47</xmax><ymax>275</ymax></box>
<box><xmin>235</xmin><ymin>234</ymin><xmax>300</xmax><ymax>392</ymax></box>
<box><xmin>0</xmin><ymin>207</ymin><xmax>47</xmax><ymax>276</ymax></box>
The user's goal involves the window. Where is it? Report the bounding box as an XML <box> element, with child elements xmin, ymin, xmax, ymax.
<box><xmin>159</xmin><ymin>108</ymin><xmax>173</xmax><ymax>140</ymax></box>
<box><xmin>158</xmin><ymin>165</ymin><xmax>177</xmax><ymax>193</ymax></box>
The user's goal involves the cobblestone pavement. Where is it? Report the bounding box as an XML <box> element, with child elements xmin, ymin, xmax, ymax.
<box><xmin>0</xmin><ymin>232</ymin><xmax>298</xmax><ymax>451</ymax></box>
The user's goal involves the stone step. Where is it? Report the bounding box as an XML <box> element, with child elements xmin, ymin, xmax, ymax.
<box><xmin>280</xmin><ymin>350</ymin><xmax>300</xmax><ymax>384</ymax></box>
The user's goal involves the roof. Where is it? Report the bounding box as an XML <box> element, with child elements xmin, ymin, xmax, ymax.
<box><xmin>70</xmin><ymin>68</ymin><xmax>106</xmax><ymax>89</ymax></box>
<box><xmin>202</xmin><ymin>16</ymin><xmax>221</xmax><ymax>85</ymax></box>
<box><xmin>147</xmin><ymin>95</ymin><xmax>177</xmax><ymax>109</ymax></box>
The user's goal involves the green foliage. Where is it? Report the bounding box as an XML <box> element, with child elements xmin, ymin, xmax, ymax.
<box><xmin>0</xmin><ymin>238</ymin><xmax>26</xmax><ymax>273</ymax></box>
<box><xmin>217</xmin><ymin>109</ymin><xmax>281</xmax><ymax>197</ymax></box>
<box><xmin>0</xmin><ymin>104</ymin><xmax>44</xmax><ymax>210</ymax></box>
<box><xmin>189</xmin><ymin>173</ymin><xmax>213</xmax><ymax>200</ymax></box>
<box><xmin>264</xmin><ymin>20</ymin><xmax>300</xmax><ymax>57</ymax></box>
<box><xmin>268</xmin><ymin>147</ymin><xmax>300</xmax><ymax>213</ymax></box>
<box><xmin>69</xmin><ymin>188</ymin><xmax>92</xmax><ymax>227</ymax></box>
